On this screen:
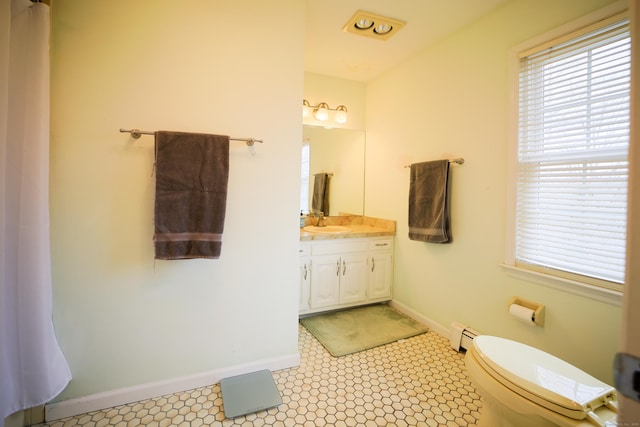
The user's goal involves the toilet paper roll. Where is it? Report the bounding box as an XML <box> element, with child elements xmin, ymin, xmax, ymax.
<box><xmin>509</xmin><ymin>303</ymin><xmax>536</xmax><ymax>326</ymax></box>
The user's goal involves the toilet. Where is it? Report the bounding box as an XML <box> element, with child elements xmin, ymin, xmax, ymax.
<box><xmin>465</xmin><ymin>335</ymin><xmax>618</xmax><ymax>427</ymax></box>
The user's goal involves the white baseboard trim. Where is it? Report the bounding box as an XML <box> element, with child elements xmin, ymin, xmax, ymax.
<box><xmin>45</xmin><ymin>352</ymin><xmax>300</xmax><ymax>422</ymax></box>
<box><xmin>388</xmin><ymin>300</ymin><xmax>450</xmax><ymax>338</ymax></box>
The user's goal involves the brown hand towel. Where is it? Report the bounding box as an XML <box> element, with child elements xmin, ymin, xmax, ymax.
<box><xmin>154</xmin><ymin>131</ymin><xmax>229</xmax><ymax>259</ymax></box>
<box><xmin>408</xmin><ymin>160</ymin><xmax>451</xmax><ymax>243</ymax></box>
<box><xmin>311</xmin><ymin>172</ymin><xmax>330</xmax><ymax>216</ymax></box>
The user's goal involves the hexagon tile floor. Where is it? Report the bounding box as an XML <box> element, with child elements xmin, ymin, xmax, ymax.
<box><xmin>38</xmin><ymin>323</ymin><xmax>482</xmax><ymax>427</ymax></box>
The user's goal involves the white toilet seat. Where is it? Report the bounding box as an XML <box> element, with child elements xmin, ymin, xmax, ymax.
<box><xmin>470</xmin><ymin>336</ymin><xmax>617</xmax><ymax>421</ymax></box>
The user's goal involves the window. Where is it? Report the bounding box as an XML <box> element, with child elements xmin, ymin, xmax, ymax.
<box><xmin>300</xmin><ymin>141</ymin><xmax>310</xmax><ymax>213</ymax></box>
<box><xmin>508</xmin><ymin>13</ymin><xmax>630</xmax><ymax>295</ymax></box>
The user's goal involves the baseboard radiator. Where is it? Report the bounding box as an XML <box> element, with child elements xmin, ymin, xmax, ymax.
<box><xmin>450</xmin><ymin>322</ymin><xmax>479</xmax><ymax>352</ymax></box>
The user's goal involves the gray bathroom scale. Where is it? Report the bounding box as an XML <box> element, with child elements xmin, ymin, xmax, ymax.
<box><xmin>220</xmin><ymin>369</ymin><xmax>282</xmax><ymax>418</ymax></box>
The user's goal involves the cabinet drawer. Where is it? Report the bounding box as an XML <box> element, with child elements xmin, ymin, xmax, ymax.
<box><xmin>299</xmin><ymin>243</ymin><xmax>311</xmax><ymax>257</ymax></box>
<box><xmin>311</xmin><ymin>240</ymin><xmax>369</xmax><ymax>255</ymax></box>
<box><xmin>369</xmin><ymin>238</ymin><xmax>393</xmax><ymax>251</ymax></box>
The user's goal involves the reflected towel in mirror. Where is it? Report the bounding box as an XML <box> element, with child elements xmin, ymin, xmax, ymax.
<box><xmin>311</xmin><ymin>172</ymin><xmax>330</xmax><ymax>216</ymax></box>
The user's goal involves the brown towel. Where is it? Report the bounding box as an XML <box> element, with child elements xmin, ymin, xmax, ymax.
<box><xmin>311</xmin><ymin>173</ymin><xmax>330</xmax><ymax>216</ymax></box>
<box><xmin>408</xmin><ymin>160</ymin><xmax>451</xmax><ymax>243</ymax></box>
<box><xmin>153</xmin><ymin>131</ymin><xmax>230</xmax><ymax>259</ymax></box>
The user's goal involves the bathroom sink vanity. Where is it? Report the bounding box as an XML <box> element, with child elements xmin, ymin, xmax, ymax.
<box><xmin>299</xmin><ymin>216</ymin><xmax>395</xmax><ymax>315</ymax></box>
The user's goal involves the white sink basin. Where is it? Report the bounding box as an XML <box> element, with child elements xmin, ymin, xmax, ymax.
<box><xmin>303</xmin><ymin>225</ymin><xmax>351</xmax><ymax>234</ymax></box>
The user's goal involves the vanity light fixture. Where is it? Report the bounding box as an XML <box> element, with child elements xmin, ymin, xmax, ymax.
<box><xmin>302</xmin><ymin>99</ymin><xmax>348</xmax><ymax>124</ymax></box>
<box><xmin>343</xmin><ymin>10</ymin><xmax>406</xmax><ymax>41</ymax></box>
<box><xmin>302</xmin><ymin>99</ymin><xmax>311</xmax><ymax>118</ymax></box>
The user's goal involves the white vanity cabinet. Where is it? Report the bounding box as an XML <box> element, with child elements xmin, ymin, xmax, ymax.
<box><xmin>299</xmin><ymin>243</ymin><xmax>311</xmax><ymax>312</ymax></box>
<box><xmin>300</xmin><ymin>236</ymin><xmax>393</xmax><ymax>315</ymax></box>
<box><xmin>367</xmin><ymin>239</ymin><xmax>394</xmax><ymax>300</ymax></box>
<box><xmin>310</xmin><ymin>252</ymin><xmax>369</xmax><ymax>309</ymax></box>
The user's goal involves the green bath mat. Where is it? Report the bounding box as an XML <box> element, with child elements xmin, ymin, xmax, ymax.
<box><xmin>300</xmin><ymin>304</ymin><xmax>428</xmax><ymax>357</ymax></box>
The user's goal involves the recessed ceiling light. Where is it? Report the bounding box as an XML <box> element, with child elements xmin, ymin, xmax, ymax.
<box><xmin>343</xmin><ymin>10</ymin><xmax>406</xmax><ymax>41</ymax></box>
<box><xmin>374</xmin><ymin>24</ymin><xmax>393</xmax><ymax>35</ymax></box>
<box><xmin>354</xmin><ymin>18</ymin><xmax>374</xmax><ymax>30</ymax></box>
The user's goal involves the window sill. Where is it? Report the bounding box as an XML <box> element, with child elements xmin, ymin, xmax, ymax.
<box><xmin>500</xmin><ymin>264</ymin><xmax>622</xmax><ymax>306</ymax></box>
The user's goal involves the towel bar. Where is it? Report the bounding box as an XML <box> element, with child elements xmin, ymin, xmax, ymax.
<box><xmin>404</xmin><ymin>158</ymin><xmax>464</xmax><ymax>168</ymax></box>
<box><xmin>119</xmin><ymin>128</ymin><xmax>263</xmax><ymax>146</ymax></box>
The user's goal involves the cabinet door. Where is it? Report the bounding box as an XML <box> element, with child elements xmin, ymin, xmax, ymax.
<box><xmin>309</xmin><ymin>255</ymin><xmax>341</xmax><ymax>308</ymax></box>
<box><xmin>339</xmin><ymin>253</ymin><xmax>368</xmax><ymax>304</ymax></box>
<box><xmin>368</xmin><ymin>252</ymin><xmax>393</xmax><ymax>300</ymax></box>
<box><xmin>299</xmin><ymin>255</ymin><xmax>311</xmax><ymax>311</ymax></box>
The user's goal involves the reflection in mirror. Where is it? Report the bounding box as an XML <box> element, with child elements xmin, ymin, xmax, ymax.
<box><xmin>300</xmin><ymin>125</ymin><xmax>365</xmax><ymax>216</ymax></box>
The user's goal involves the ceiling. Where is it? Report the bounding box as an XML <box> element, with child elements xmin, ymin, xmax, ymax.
<box><xmin>304</xmin><ymin>0</ymin><xmax>511</xmax><ymax>82</ymax></box>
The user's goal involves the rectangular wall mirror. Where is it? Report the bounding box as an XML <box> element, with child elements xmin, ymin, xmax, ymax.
<box><xmin>300</xmin><ymin>125</ymin><xmax>365</xmax><ymax>216</ymax></box>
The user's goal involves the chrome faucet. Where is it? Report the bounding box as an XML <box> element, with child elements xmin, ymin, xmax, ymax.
<box><xmin>307</xmin><ymin>210</ymin><xmax>326</xmax><ymax>227</ymax></box>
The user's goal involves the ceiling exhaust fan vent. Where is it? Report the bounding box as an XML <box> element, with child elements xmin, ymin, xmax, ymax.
<box><xmin>342</xmin><ymin>10</ymin><xmax>406</xmax><ymax>41</ymax></box>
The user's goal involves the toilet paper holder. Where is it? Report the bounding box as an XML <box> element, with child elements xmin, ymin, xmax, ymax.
<box><xmin>509</xmin><ymin>297</ymin><xmax>545</xmax><ymax>327</ymax></box>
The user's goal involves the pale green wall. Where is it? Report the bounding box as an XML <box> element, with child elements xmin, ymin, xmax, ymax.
<box><xmin>50</xmin><ymin>0</ymin><xmax>304</xmax><ymax>400</ymax></box>
<box><xmin>365</xmin><ymin>0</ymin><xmax>623</xmax><ymax>383</ymax></box>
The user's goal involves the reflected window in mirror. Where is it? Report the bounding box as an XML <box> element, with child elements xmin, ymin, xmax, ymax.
<box><xmin>300</xmin><ymin>141</ymin><xmax>310</xmax><ymax>213</ymax></box>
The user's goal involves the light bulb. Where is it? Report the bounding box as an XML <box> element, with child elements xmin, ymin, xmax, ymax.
<box><xmin>354</xmin><ymin>19</ymin><xmax>374</xmax><ymax>30</ymax></box>
<box><xmin>334</xmin><ymin>106</ymin><xmax>348</xmax><ymax>124</ymax></box>
<box><xmin>314</xmin><ymin>103</ymin><xmax>329</xmax><ymax>121</ymax></box>
<box><xmin>374</xmin><ymin>24</ymin><xmax>393</xmax><ymax>35</ymax></box>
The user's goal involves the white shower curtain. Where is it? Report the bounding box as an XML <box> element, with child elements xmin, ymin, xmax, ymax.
<box><xmin>0</xmin><ymin>1</ymin><xmax>71</xmax><ymax>425</ymax></box>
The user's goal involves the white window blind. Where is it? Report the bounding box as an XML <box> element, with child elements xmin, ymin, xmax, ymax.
<box><xmin>516</xmin><ymin>16</ymin><xmax>630</xmax><ymax>289</ymax></box>
<box><xmin>300</xmin><ymin>142</ymin><xmax>310</xmax><ymax>213</ymax></box>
